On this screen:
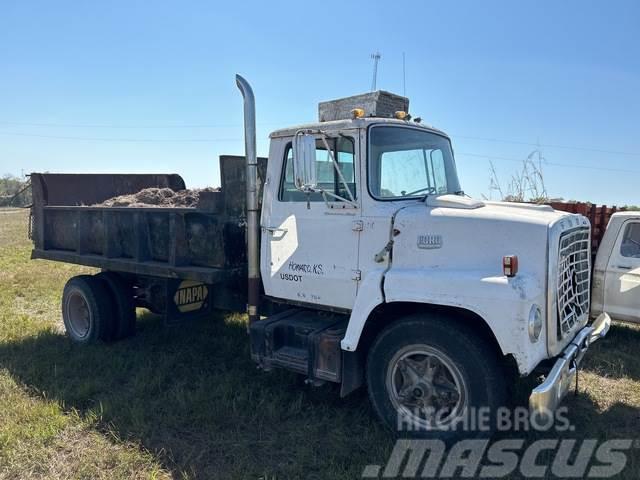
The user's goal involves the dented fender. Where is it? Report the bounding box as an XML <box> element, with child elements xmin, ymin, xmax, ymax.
<box><xmin>342</xmin><ymin>268</ymin><xmax>549</xmax><ymax>375</ymax></box>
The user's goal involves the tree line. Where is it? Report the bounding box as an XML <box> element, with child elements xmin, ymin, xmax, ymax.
<box><xmin>0</xmin><ymin>174</ymin><xmax>32</xmax><ymax>207</ymax></box>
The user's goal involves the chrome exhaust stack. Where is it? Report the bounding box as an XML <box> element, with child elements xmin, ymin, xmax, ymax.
<box><xmin>235</xmin><ymin>74</ymin><xmax>260</xmax><ymax>327</ymax></box>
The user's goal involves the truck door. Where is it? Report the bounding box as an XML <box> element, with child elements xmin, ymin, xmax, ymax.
<box><xmin>261</xmin><ymin>133</ymin><xmax>360</xmax><ymax>310</ymax></box>
<box><xmin>604</xmin><ymin>219</ymin><xmax>640</xmax><ymax>323</ymax></box>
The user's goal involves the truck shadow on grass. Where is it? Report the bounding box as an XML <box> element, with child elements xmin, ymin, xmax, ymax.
<box><xmin>0</xmin><ymin>311</ymin><xmax>392</xmax><ymax>479</ymax></box>
<box><xmin>0</xmin><ymin>313</ymin><xmax>638</xmax><ymax>479</ymax></box>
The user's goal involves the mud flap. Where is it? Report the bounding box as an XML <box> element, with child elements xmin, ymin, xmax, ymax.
<box><xmin>340</xmin><ymin>350</ymin><xmax>365</xmax><ymax>397</ymax></box>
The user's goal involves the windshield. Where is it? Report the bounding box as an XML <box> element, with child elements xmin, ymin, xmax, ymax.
<box><xmin>368</xmin><ymin>125</ymin><xmax>461</xmax><ymax>199</ymax></box>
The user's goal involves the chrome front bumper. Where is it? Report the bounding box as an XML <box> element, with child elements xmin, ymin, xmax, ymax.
<box><xmin>529</xmin><ymin>312</ymin><xmax>611</xmax><ymax>416</ymax></box>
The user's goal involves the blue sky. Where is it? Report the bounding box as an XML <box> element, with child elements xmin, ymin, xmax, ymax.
<box><xmin>1</xmin><ymin>0</ymin><xmax>638</xmax><ymax>205</ymax></box>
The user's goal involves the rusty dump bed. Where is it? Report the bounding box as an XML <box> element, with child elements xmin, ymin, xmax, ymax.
<box><xmin>30</xmin><ymin>156</ymin><xmax>266</xmax><ymax>285</ymax></box>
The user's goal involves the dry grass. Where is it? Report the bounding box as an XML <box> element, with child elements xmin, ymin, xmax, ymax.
<box><xmin>0</xmin><ymin>208</ymin><xmax>639</xmax><ymax>479</ymax></box>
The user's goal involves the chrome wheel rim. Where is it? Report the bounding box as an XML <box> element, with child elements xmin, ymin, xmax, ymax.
<box><xmin>65</xmin><ymin>291</ymin><xmax>91</xmax><ymax>339</ymax></box>
<box><xmin>386</xmin><ymin>344</ymin><xmax>467</xmax><ymax>430</ymax></box>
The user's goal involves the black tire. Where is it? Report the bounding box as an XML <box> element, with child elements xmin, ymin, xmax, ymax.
<box><xmin>366</xmin><ymin>314</ymin><xmax>506</xmax><ymax>441</ymax></box>
<box><xmin>95</xmin><ymin>271</ymin><xmax>136</xmax><ymax>341</ymax></box>
<box><xmin>61</xmin><ymin>275</ymin><xmax>114</xmax><ymax>344</ymax></box>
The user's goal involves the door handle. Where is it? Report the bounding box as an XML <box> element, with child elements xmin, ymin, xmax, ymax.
<box><xmin>263</xmin><ymin>226</ymin><xmax>288</xmax><ymax>234</ymax></box>
<box><xmin>617</xmin><ymin>265</ymin><xmax>632</xmax><ymax>270</ymax></box>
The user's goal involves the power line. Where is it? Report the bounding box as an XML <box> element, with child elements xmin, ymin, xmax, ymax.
<box><xmin>0</xmin><ymin>132</ymin><xmax>241</xmax><ymax>142</ymax></box>
<box><xmin>1</xmin><ymin>129</ymin><xmax>639</xmax><ymax>175</ymax></box>
<box><xmin>1</xmin><ymin>130</ymin><xmax>636</xmax><ymax>174</ymax></box>
<box><xmin>456</xmin><ymin>151</ymin><xmax>640</xmax><ymax>174</ymax></box>
<box><xmin>0</xmin><ymin>121</ymin><xmax>278</xmax><ymax>129</ymax></box>
<box><xmin>1</xmin><ymin>120</ymin><xmax>638</xmax><ymax>157</ymax></box>
<box><xmin>451</xmin><ymin>134</ymin><xmax>640</xmax><ymax>157</ymax></box>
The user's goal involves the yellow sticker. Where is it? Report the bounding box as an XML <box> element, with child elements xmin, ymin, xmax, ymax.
<box><xmin>173</xmin><ymin>280</ymin><xmax>209</xmax><ymax>313</ymax></box>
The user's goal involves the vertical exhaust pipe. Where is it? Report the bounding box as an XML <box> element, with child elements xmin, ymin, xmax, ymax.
<box><xmin>236</xmin><ymin>74</ymin><xmax>260</xmax><ymax>327</ymax></box>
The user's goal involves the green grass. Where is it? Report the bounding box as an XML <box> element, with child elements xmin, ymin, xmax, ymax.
<box><xmin>0</xmin><ymin>208</ymin><xmax>639</xmax><ymax>479</ymax></box>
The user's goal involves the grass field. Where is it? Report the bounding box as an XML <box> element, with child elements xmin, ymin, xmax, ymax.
<box><xmin>0</xmin><ymin>207</ymin><xmax>639</xmax><ymax>479</ymax></box>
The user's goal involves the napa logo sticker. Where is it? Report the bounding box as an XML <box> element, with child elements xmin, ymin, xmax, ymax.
<box><xmin>173</xmin><ymin>280</ymin><xmax>209</xmax><ymax>313</ymax></box>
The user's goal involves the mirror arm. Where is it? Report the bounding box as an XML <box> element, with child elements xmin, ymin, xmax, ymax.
<box><xmin>319</xmin><ymin>135</ymin><xmax>356</xmax><ymax>203</ymax></box>
<box><xmin>298</xmin><ymin>128</ymin><xmax>337</xmax><ymax>139</ymax></box>
<box><xmin>320</xmin><ymin>189</ymin><xmax>358</xmax><ymax>207</ymax></box>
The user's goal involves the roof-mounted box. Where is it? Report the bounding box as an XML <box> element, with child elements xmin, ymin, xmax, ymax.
<box><xmin>318</xmin><ymin>91</ymin><xmax>409</xmax><ymax>122</ymax></box>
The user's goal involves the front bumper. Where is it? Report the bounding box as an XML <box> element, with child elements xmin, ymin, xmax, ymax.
<box><xmin>529</xmin><ymin>312</ymin><xmax>611</xmax><ymax>416</ymax></box>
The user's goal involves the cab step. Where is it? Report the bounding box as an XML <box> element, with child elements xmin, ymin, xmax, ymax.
<box><xmin>249</xmin><ymin>308</ymin><xmax>347</xmax><ymax>383</ymax></box>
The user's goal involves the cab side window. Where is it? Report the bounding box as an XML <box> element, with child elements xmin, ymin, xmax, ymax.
<box><xmin>279</xmin><ymin>137</ymin><xmax>356</xmax><ymax>202</ymax></box>
<box><xmin>620</xmin><ymin>222</ymin><xmax>640</xmax><ymax>258</ymax></box>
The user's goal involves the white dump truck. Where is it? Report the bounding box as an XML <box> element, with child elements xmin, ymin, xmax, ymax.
<box><xmin>592</xmin><ymin>211</ymin><xmax>640</xmax><ymax>324</ymax></box>
<box><xmin>30</xmin><ymin>75</ymin><xmax>611</xmax><ymax>439</ymax></box>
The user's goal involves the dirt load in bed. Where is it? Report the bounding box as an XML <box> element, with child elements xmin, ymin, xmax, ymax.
<box><xmin>97</xmin><ymin>187</ymin><xmax>219</xmax><ymax>208</ymax></box>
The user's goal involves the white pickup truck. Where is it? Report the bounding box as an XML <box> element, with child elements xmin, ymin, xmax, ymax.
<box><xmin>592</xmin><ymin>212</ymin><xmax>640</xmax><ymax>323</ymax></box>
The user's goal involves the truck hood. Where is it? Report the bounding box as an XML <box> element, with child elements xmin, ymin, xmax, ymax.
<box><xmin>390</xmin><ymin>196</ymin><xmax>585</xmax><ymax>276</ymax></box>
<box><xmin>389</xmin><ymin>195</ymin><xmax>591</xmax><ymax>363</ymax></box>
<box><xmin>424</xmin><ymin>195</ymin><xmax>566</xmax><ymax>225</ymax></box>
<box><xmin>425</xmin><ymin>194</ymin><xmax>485</xmax><ymax>210</ymax></box>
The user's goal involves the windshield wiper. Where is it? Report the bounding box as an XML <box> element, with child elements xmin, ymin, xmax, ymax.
<box><xmin>422</xmin><ymin>190</ymin><xmax>464</xmax><ymax>202</ymax></box>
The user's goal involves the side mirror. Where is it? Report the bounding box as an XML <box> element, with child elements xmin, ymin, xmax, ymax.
<box><xmin>292</xmin><ymin>133</ymin><xmax>317</xmax><ymax>191</ymax></box>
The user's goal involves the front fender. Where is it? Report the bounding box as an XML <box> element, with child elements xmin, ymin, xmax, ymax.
<box><xmin>342</xmin><ymin>268</ymin><xmax>549</xmax><ymax>375</ymax></box>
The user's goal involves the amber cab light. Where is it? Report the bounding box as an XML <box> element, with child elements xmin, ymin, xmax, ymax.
<box><xmin>503</xmin><ymin>255</ymin><xmax>518</xmax><ymax>277</ymax></box>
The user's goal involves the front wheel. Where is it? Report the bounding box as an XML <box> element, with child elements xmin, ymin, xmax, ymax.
<box><xmin>366</xmin><ymin>314</ymin><xmax>506</xmax><ymax>440</ymax></box>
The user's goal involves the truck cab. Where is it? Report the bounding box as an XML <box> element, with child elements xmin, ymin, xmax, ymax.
<box><xmin>261</xmin><ymin>118</ymin><xmax>460</xmax><ymax>312</ymax></box>
<box><xmin>592</xmin><ymin>212</ymin><xmax>640</xmax><ymax>323</ymax></box>
<box><xmin>250</xmin><ymin>87</ymin><xmax>610</xmax><ymax>436</ymax></box>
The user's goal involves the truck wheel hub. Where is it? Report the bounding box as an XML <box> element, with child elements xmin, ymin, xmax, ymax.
<box><xmin>65</xmin><ymin>291</ymin><xmax>91</xmax><ymax>339</ymax></box>
<box><xmin>386</xmin><ymin>345</ymin><xmax>467</xmax><ymax>429</ymax></box>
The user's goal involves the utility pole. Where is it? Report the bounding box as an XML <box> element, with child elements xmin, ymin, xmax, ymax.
<box><xmin>402</xmin><ymin>52</ymin><xmax>406</xmax><ymax>97</ymax></box>
<box><xmin>371</xmin><ymin>51</ymin><xmax>381</xmax><ymax>91</ymax></box>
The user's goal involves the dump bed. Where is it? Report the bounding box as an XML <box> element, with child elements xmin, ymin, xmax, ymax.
<box><xmin>30</xmin><ymin>156</ymin><xmax>266</xmax><ymax>285</ymax></box>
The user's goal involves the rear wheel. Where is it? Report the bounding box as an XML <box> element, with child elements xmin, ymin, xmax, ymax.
<box><xmin>61</xmin><ymin>275</ymin><xmax>114</xmax><ymax>344</ymax></box>
<box><xmin>95</xmin><ymin>271</ymin><xmax>136</xmax><ymax>341</ymax></box>
<box><xmin>366</xmin><ymin>314</ymin><xmax>506</xmax><ymax>440</ymax></box>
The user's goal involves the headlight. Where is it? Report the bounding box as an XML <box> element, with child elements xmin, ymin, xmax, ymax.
<box><xmin>529</xmin><ymin>305</ymin><xmax>543</xmax><ymax>343</ymax></box>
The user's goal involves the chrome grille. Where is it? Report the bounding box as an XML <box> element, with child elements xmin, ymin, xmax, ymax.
<box><xmin>557</xmin><ymin>228</ymin><xmax>591</xmax><ymax>337</ymax></box>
